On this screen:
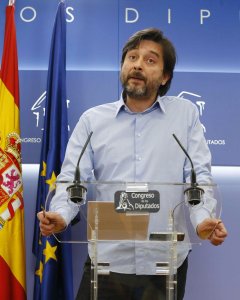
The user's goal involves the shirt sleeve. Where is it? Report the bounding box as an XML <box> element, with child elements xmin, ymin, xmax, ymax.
<box><xmin>50</xmin><ymin>113</ymin><xmax>95</xmax><ymax>225</ymax></box>
<box><xmin>183</xmin><ymin>104</ymin><xmax>216</xmax><ymax>230</ymax></box>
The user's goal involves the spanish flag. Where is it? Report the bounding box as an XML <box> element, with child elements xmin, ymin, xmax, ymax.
<box><xmin>0</xmin><ymin>5</ymin><xmax>26</xmax><ymax>300</ymax></box>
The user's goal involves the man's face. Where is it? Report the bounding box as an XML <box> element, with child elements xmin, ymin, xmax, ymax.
<box><xmin>120</xmin><ymin>40</ymin><xmax>169</xmax><ymax>100</ymax></box>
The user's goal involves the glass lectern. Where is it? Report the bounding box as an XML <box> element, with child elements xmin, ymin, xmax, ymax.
<box><xmin>47</xmin><ymin>181</ymin><xmax>221</xmax><ymax>300</ymax></box>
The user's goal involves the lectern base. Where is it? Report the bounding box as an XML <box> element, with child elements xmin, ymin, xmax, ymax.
<box><xmin>76</xmin><ymin>256</ymin><xmax>188</xmax><ymax>300</ymax></box>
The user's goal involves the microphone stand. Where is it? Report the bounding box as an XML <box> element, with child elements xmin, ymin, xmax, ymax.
<box><xmin>66</xmin><ymin>131</ymin><xmax>93</xmax><ymax>205</ymax></box>
<box><xmin>172</xmin><ymin>134</ymin><xmax>204</xmax><ymax>206</ymax></box>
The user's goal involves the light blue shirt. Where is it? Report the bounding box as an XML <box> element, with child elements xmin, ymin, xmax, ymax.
<box><xmin>51</xmin><ymin>95</ymin><xmax>215</xmax><ymax>274</ymax></box>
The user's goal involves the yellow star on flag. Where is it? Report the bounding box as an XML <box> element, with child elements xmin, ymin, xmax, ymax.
<box><xmin>35</xmin><ymin>261</ymin><xmax>44</xmax><ymax>283</ymax></box>
<box><xmin>40</xmin><ymin>161</ymin><xmax>47</xmax><ymax>177</ymax></box>
<box><xmin>43</xmin><ymin>240</ymin><xmax>57</xmax><ymax>263</ymax></box>
<box><xmin>45</xmin><ymin>171</ymin><xmax>56</xmax><ymax>189</ymax></box>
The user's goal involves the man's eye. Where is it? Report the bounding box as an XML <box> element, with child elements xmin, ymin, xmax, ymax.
<box><xmin>147</xmin><ymin>58</ymin><xmax>155</xmax><ymax>64</ymax></box>
<box><xmin>129</xmin><ymin>55</ymin><xmax>136</xmax><ymax>61</ymax></box>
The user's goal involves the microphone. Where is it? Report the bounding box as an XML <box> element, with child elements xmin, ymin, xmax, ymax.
<box><xmin>172</xmin><ymin>133</ymin><xmax>204</xmax><ymax>206</ymax></box>
<box><xmin>66</xmin><ymin>131</ymin><xmax>93</xmax><ymax>205</ymax></box>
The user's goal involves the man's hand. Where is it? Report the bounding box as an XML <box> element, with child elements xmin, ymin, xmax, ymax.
<box><xmin>37</xmin><ymin>211</ymin><xmax>67</xmax><ymax>236</ymax></box>
<box><xmin>196</xmin><ymin>218</ymin><xmax>227</xmax><ymax>246</ymax></box>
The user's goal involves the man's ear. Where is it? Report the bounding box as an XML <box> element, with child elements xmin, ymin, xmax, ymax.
<box><xmin>162</xmin><ymin>73</ymin><xmax>170</xmax><ymax>86</ymax></box>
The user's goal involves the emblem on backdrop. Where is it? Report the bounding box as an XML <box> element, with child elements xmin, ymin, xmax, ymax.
<box><xmin>177</xmin><ymin>91</ymin><xmax>225</xmax><ymax>146</ymax></box>
<box><xmin>31</xmin><ymin>91</ymin><xmax>71</xmax><ymax>131</ymax></box>
<box><xmin>178</xmin><ymin>91</ymin><xmax>206</xmax><ymax>132</ymax></box>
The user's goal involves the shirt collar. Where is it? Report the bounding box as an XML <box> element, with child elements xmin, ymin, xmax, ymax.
<box><xmin>115</xmin><ymin>94</ymin><xmax>166</xmax><ymax>117</ymax></box>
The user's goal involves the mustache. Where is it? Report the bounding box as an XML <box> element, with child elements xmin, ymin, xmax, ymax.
<box><xmin>127</xmin><ymin>71</ymin><xmax>146</xmax><ymax>82</ymax></box>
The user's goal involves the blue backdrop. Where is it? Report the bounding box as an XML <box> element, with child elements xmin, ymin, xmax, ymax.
<box><xmin>0</xmin><ymin>0</ymin><xmax>239</xmax><ymax>166</ymax></box>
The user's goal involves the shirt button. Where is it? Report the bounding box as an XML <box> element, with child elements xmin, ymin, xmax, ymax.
<box><xmin>136</xmin><ymin>155</ymin><xmax>142</xmax><ymax>161</ymax></box>
<box><xmin>137</xmin><ymin>133</ymin><xmax>141</xmax><ymax>137</ymax></box>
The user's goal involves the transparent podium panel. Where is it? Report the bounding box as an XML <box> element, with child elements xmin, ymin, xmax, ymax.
<box><xmin>46</xmin><ymin>181</ymin><xmax>222</xmax><ymax>300</ymax></box>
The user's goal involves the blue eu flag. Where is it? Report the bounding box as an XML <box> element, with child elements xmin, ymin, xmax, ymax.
<box><xmin>32</xmin><ymin>2</ymin><xmax>74</xmax><ymax>299</ymax></box>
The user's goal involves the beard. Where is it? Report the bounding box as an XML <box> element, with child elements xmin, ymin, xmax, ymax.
<box><xmin>121</xmin><ymin>70</ymin><xmax>160</xmax><ymax>99</ymax></box>
<box><xmin>124</xmin><ymin>83</ymin><xmax>147</xmax><ymax>98</ymax></box>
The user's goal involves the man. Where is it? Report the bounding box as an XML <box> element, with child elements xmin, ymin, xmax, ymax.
<box><xmin>38</xmin><ymin>28</ymin><xmax>227</xmax><ymax>299</ymax></box>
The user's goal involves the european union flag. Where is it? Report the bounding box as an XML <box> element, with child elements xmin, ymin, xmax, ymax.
<box><xmin>32</xmin><ymin>2</ymin><xmax>74</xmax><ymax>299</ymax></box>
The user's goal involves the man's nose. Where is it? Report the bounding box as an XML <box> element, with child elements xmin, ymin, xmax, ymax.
<box><xmin>134</xmin><ymin>65</ymin><xmax>142</xmax><ymax>71</ymax></box>
<box><xmin>133</xmin><ymin>58</ymin><xmax>143</xmax><ymax>71</ymax></box>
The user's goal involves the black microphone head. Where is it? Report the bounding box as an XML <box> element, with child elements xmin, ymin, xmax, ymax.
<box><xmin>184</xmin><ymin>185</ymin><xmax>204</xmax><ymax>206</ymax></box>
<box><xmin>66</xmin><ymin>182</ymin><xmax>87</xmax><ymax>205</ymax></box>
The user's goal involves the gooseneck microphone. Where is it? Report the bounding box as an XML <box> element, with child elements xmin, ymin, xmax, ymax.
<box><xmin>172</xmin><ymin>133</ymin><xmax>204</xmax><ymax>206</ymax></box>
<box><xmin>66</xmin><ymin>131</ymin><xmax>93</xmax><ymax>204</ymax></box>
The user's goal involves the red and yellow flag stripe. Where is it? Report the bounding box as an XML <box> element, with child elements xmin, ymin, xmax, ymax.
<box><xmin>0</xmin><ymin>5</ymin><xmax>26</xmax><ymax>299</ymax></box>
